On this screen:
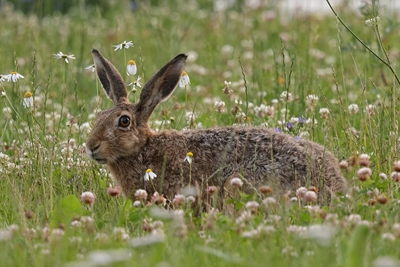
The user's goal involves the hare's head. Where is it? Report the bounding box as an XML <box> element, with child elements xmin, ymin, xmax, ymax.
<box><xmin>86</xmin><ymin>49</ymin><xmax>187</xmax><ymax>164</ymax></box>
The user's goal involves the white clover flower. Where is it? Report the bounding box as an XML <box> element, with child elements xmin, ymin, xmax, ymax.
<box><xmin>179</xmin><ymin>71</ymin><xmax>190</xmax><ymax>88</ymax></box>
<box><xmin>214</xmin><ymin>100</ymin><xmax>226</xmax><ymax>113</ymax></box>
<box><xmin>365</xmin><ymin>15</ymin><xmax>380</xmax><ymax>27</ymax></box>
<box><xmin>230</xmin><ymin>177</ymin><xmax>243</xmax><ymax>187</ymax></box>
<box><xmin>348</xmin><ymin>104</ymin><xmax>359</xmax><ymax>115</ymax></box>
<box><xmin>319</xmin><ymin>108</ymin><xmax>330</xmax><ymax>119</ymax></box>
<box><xmin>81</xmin><ymin>191</ymin><xmax>95</xmax><ymax>205</ymax></box>
<box><xmin>134</xmin><ymin>189</ymin><xmax>148</xmax><ymax>200</ymax></box>
<box><xmin>5</xmin><ymin>72</ymin><xmax>24</xmax><ymax>82</ymax></box>
<box><xmin>23</xmin><ymin>91</ymin><xmax>33</xmax><ymax>109</ymax></box>
<box><xmin>126</xmin><ymin>60</ymin><xmax>137</xmax><ymax>76</ymax></box>
<box><xmin>184</xmin><ymin>152</ymin><xmax>193</xmax><ymax>164</ymax></box>
<box><xmin>280</xmin><ymin>91</ymin><xmax>293</xmax><ymax>103</ymax></box>
<box><xmin>53</xmin><ymin>51</ymin><xmax>76</xmax><ymax>63</ymax></box>
<box><xmin>113</xmin><ymin>40</ymin><xmax>134</xmax><ymax>51</ymax></box>
<box><xmin>144</xmin><ymin>169</ymin><xmax>157</xmax><ymax>181</ymax></box>
<box><xmin>85</xmin><ymin>64</ymin><xmax>95</xmax><ymax>72</ymax></box>
<box><xmin>305</xmin><ymin>94</ymin><xmax>319</xmax><ymax>107</ymax></box>
<box><xmin>128</xmin><ymin>76</ymin><xmax>142</xmax><ymax>92</ymax></box>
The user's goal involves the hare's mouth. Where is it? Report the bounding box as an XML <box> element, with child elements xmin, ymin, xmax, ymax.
<box><xmin>93</xmin><ymin>157</ymin><xmax>107</xmax><ymax>164</ymax></box>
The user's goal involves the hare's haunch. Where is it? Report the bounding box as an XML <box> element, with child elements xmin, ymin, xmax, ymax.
<box><xmin>86</xmin><ymin>49</ymin><xmax>346</xmax><ymax>205</ymax></box>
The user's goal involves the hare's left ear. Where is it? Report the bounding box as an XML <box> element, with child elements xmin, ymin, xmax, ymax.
<box><xmin>136</xmin><ymin>54</ymin><xmax>187</xmax><ymax>124</ymax></box>
<box><xmin>92</xmin><ymin>49</ymin><xmax>128</xmax><ymax>105</ymax></box>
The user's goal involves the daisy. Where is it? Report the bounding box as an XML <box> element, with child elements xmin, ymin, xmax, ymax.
<box><xmin>113</xmin><ymin>40</ymin><xmax>134</xmax><ymax>51</ymax></box>
<box><xmin>0</xmin><ymin>74</ymin><xmax>5</xmax><ymax>83</ymax></box>
<box><xmin>53</xmin><ymin>52</ymin><xmax>76</xmax><ymax>63</ymax></box>
<box><xmin>23</xmin><ymin>91</ymin><xmax>33</xmax><ymax>108</ymax></box>
<box><xmin>5</xmin><ymin>72</ymin><xmax>24</xmax><ymax>82</ymax></box>
<box><xmin>144</xmin><ymin>168</ymin><xmax>157</xmax><ymax>181</ymax></box>
<box><xmin>128</xmin><ymin>76</ymin><xmax>142</xmax><ymax>92</ymax></box>
<box><xmin>85</xmin><ymin>64</ymin><xmax>95</xmax><ymax>72</ymax></box>
<box><xmin>184</xmin><ymin>152</ymin><xmax>193</xmax><ymax>164</ymax></box>
<box><xmin>126</xmin><ymin>60</ymin><xmax>137</xmax><ymax>76</ymax></box>
<box><xmin>179</xmin><ymin>71</ymin><xmax>190</xmax><ymax>88</ymax></box>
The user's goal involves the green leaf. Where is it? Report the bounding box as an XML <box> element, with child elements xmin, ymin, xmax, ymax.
<box><xmin>50</xmin><ymin>195</ymin><xmax>83</xmax><ymax>228</ymax></box>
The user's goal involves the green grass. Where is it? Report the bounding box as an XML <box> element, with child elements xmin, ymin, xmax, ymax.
<box><xmin>1</xmin><ymin>0</ymin><xmax>400</xmax><ymax>266</ymax></box>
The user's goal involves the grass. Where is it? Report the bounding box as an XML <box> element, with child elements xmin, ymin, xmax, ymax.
<box><xmin>1</xmin><ymin>0</ymin><xmax>400</xmax><ymax>266</ymax></box>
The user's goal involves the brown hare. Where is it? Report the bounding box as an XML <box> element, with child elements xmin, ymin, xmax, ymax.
<box><xmin>86</xmin><ymin>49</ymin><xmax>346</xmax><ymax>206</ymax></box>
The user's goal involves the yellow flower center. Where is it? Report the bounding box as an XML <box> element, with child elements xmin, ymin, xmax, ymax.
<box><xmin>146</xmin><ymin>169</ymin><xmax>152</xmax><ymax>173</ymax></box>
<box><xmin>182</xmin><ymin>71</ymin><xmax>188</xmax><ymax>76</ymax></box>
<box><xmin>11</xmin><ymin>71</ymin><xmax>17</xmax><ymax>75</ymax></box>
<box><xmin>24</xmin><ymin>91</ymin><xmax>32</xmax><ymax>98</ymax></box>
<box><xmin>127</xmin><ymin>60</ymin><xmax>136</xmax><ymax>65</ymax></box>
<box><xmin>186</xmin><ymin>152</ymin><xmax>193</xmax><ymax>157</ymax></box>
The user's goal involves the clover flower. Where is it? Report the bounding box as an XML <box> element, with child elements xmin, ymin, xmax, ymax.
<box><xmin>80</xmin><ymin>191</ymin><xmax>95</xmax><ymax>205</ymax></box>
<box><xmin>223</xmin><ymin>80</ymin><xmax>233</xmax><ymax>95</ymax></box>
<box><xmin>184</xmin><ymin>152</ymin><xmax>193</xmax><ymax>164</ymax></box>
<box><xmin>357</xmin><ymin>167</ymin><xmax>372</xmax><ymax>181</ymax></box>
<box><xmin>144</xmin><ymin>168</ymin><xmax>157</xmax><ymax>181</ymax></box>
<box><xmin>23</xmin><ymin>91</ymin><xmax>33</xmax><ymax>108</ymax></box>
<box><xmin>280</xmin><ymin>91</ymin><xmax>293</xmax><ymax>103</ymax></box>
<box><xmin>134</xmin><ymin>189</ymin><xmax>148</xmax><ymax>200</ymax></box>
<box><xmin>230</xmin><ymin>177</ymin><xmax>243</xmax><ymax>187</ymax></box>
<box><xmin>53</xmin><ymin>52</ymin><xmax>76</xmax><ymax>63</ymax></box>
<box><xmin>348</xmin><ymin>104</ymin><xmax>359</xmax><ymax>115</ymax></box>
<box><xmin>113</xmin><ymin>40</ymin><xmax>134</xmax><ymax>51</ymax></box>
<box><xmin>365</xmin><ymin>15</ymin><xmax>380</xmax><ymax>27</ymax></box>
<box><xmin>214</xmin><ymin>100</ymin><xmax>226</xmax><ymax>113</ymax></box>
<box><xmin>126</xmin><ymin>60</ymin><xmax>137</xmax><ymax>76</ymax></box>
<box><xmin>179</xmin><ymin>71</ymin><xmax>190</xmax><ymax>88</ymax></box>
<box><xmin>319</xmin><ymin>108</ymin><xmax>330</xmax><ymax>119</ymax></box>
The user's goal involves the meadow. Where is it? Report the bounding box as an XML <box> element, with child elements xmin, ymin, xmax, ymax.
<box><xmin>1</xmin><ymin>0</ymin><xmax>400</xmax><ymax>266</ymax></box>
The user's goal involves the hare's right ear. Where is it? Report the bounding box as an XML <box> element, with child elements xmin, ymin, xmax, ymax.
<box><xmin>136</xmin><ymin>54</ymin><xmax>187</xmax><ymax>124</ymax></box>
<box><xmin>92</xmin><ymin>49</ymin><xmax>128</xmax><ymax>105</ymax></box>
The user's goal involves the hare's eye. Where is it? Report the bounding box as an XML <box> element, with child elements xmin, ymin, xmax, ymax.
<box><xmin>119</xmin><ymin>115</ymin><xmax>131</xmax><ymax>127</ymax></box>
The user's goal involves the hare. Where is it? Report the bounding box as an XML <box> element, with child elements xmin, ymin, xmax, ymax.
<box><xmin>86</xmin><ymin>49</ymin><xmax>346</xmax><ymax>207</ymax></box>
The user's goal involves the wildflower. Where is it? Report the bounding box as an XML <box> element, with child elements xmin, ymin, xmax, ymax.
<box><xmin>151</xmin><ymin>192</ymin><xmax>166</xmax><ymax>205</ymax></box>
<box><xmin>258</xmin><ymin>185</ymin><xmax>273</xmax><ymax>195</ymax></box>
<box><xmin>278</xmin><ymin>76</ymin><xmax>284</xmax><ymax>85</ymax></box>
<box><xmin>126</xmin><ymin>60</ymin><xmax>137</xmax><ymax>76</ymax></box>
<box><xmin>184</xmin><ymin>152</ymin><xmax>193</xmax><ymax>164</ymax></box>
<box><xmin>0</xmin><ymin>74</ymin><xmax>5</xmax><ymax>83</ymax></box>
<box><xmin>5</xmin><ymin>71</ymin><xmax>24</xmax><ymax>82</ymax></box>
<box><xmin>207</xmin><ymin>186</ymin><xmax>218</xmax><ymax>194</ymax></box>
<box><xmin>348</xmin><ymin>104</ymin><xmax>359</xmax><ymax>115</ymax></box>
<box><xmin>173</xmin><ymin>194</ymin><xmax>185</xmax><ymax>207</ymax></box>
<box><xmin>296</xmin><ymin>187</ymin><xmax>307</xmax><ymax>198</ymax></box>
<box><xmin>53</xmin><ymin>51</ymin><xmax>76</xmax><ymax>63</ymax></box>
<box><xmin>365</xmin><ymin>104</ymin><xmax>376</xmax><ymax>116</ymax></box>
<box><xmin>394</xmin><ymin>161</ymin><xmax>400</xmax><ymax>172</ymax></box>
<box><xmin>80</xmin><ymin>191</ymin><xmax>95</xmax><ymax>205</ymax></box>
<box><xmin>214</xmin><ymin>100</ymin><xmax>226</xmax><ymax>113</ymax></box>
<box><xmin>303</xmin><ymin>191</ymin><xmax>317</xmax><ymax>202</ymax></box>
<box><xmin>305</xmin><ymin>94</ymin><xmax>318</xmax><ymax>110</ymax></box>
<box><xmin>0</xmin><ymin>91</ymin><xmax>5</xmax><ymax>98</ymax></box>
<box><xmin>223</xmin><ymin>81</ymin><xmax>233</xmax><ymax>95</ymax></box>
<box><xmin>358</xmin><ymin>154</ymin><xmax>370</xmax><ymax>167</ymax></box>
<box><xmin>179</xmin><ymin>71</ymin><xmax>190</xmax><ymax>88</ymax></box>
<box><xmin>319</xmin><ymin>108</ymin><xmax>330</xmax><ymax>119</ymax></box>
<box><xmin>379</xmin><ymin>173</ymin><xmax>388</xmax><ymax>180</ymax></box>
<box><xmin>262</xmin><ymin>197</ymin><xmax>277</xmax><ymax>205</ymax></box>
<box><xmin>254</xmin><ymin>104</ymin><xmax>275</xmax><ymax>118</ymax></box>
<box><xmin>365</xmin><ymin>15</ymin><xmax>380</xmax><ymax>27</ymax></box>
<box><xmin>113</xmin><ymin>40</ymin><xmax>134</xmax><ymax>51</ymax></box>
<box><xmin>357</xmin><ymin>167</ymin><xmax>372</xmax><ymax>181</ymax></box>
<box><xmin>245</xmin><ymin>201</ymin><xmax>259</xmax><ymax>213</ymax></box>
<box><xmin>230</xmin><ymin>177</ymin><xmax>243</xmax><ymax>187</ymax></box>
<box><xmin>235</xmin><ymin>112</ymin><xmax>246</xmax><ymax>124</ymax></box>
<box><xmin>128</xmin><ymin>76</ymin><xmax>142</xmax><ymax>92</ymax></box>
<box><xmin>23</xmin><ymin>91</ymin><xmax>33</xmax><ymax>108</ymax></box>
<box><xmin>134</xmin><ymin>189</ymin><xmax>148</xmax><ymax>201</ymax></box>
<box><xmin>106</xmin><ymin>186</ymin><xmax>120</xmax><ymax>197</ymax></box>
<box><xmin>85</xmin><ymin>64</ymin><xmax>95</xmax><ymax>72</ymax></box>
<box><xmin>280</xmin><ymin>91</ymin><xmax>293</xmax><ymax>103</ymax></box>
<box><xmin>144</xmin><ymin>169</ymin><xmax>157</xmax><ymax>181</ymax></box>
<box><xmin>390</xmin><ymin>172</ymin><xmax>400</xmax><ymax>182</ymax></box>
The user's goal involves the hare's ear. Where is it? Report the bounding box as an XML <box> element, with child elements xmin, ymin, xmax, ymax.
<box><xmin>136</xmin><ymin>54</ymin><xmax>187</xmax><ymax>124</ymax></box>
<box><xmin>92</xmin><ymin>49</ymin><xmax>128</xmax><ymax>105</ymax></box>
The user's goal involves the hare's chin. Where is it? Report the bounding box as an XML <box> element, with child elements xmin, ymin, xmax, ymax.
<box><xmin>92</xmin><ymin>157</ymin><xmax>107</xmax><ymax>164</ymax></box>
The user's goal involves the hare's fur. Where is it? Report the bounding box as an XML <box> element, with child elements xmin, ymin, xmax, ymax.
<box><xmin>86</xmin><ymin>49</ymin><xmax>346</xmax><ymax>205</ymax></box>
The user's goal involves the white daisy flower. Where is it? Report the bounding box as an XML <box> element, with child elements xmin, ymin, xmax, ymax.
<box><xmin>144</xmin><ymin>169</ymin><xmax>157</xmax><ymax>181</ymax></box>
<box><xmin>184</xmin><ymin>152</ymin><xmax>193</xmax><ymax>164</ymax></box>
<box><xmin>85</xmin><ymin>64</ymin><xmax>95</xmax><ymax>72</ymax></box>
<box><xmin>128</xmin><ymin>76</ymin><xmax>142</xmax><ymax>92</ymax></box>
<box><xmin>179</xmin><ymin>71</ymin><xmax>190</xmax><ymax>88</ymax></box>
<box><xmin>113</xmin><ymin>40</ymin><xmax>134</xmax><ymax>51</ymax></box>
<box><xmin>126</xmin><ymin>60</ymin><xmax>137</xmax><ymax>76</ymax></box>
<box><xmin>5</xmin><ymin>72</ymin><xmax>24</xmax><ymax>82</ymax></box>
<box><xmin>23</xmin><ymin>91</ymin><xmax>34</xmax><ymax>108</ymax></box>
<box><xmin>53</xmin><ymin>52</ymin><xmax>76</xmax><ymax>63</ymax></box>
<box><xmin>0</xmin><ymin>74</ymin><xmax>5</xmax><ymax>83</ymax></box>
